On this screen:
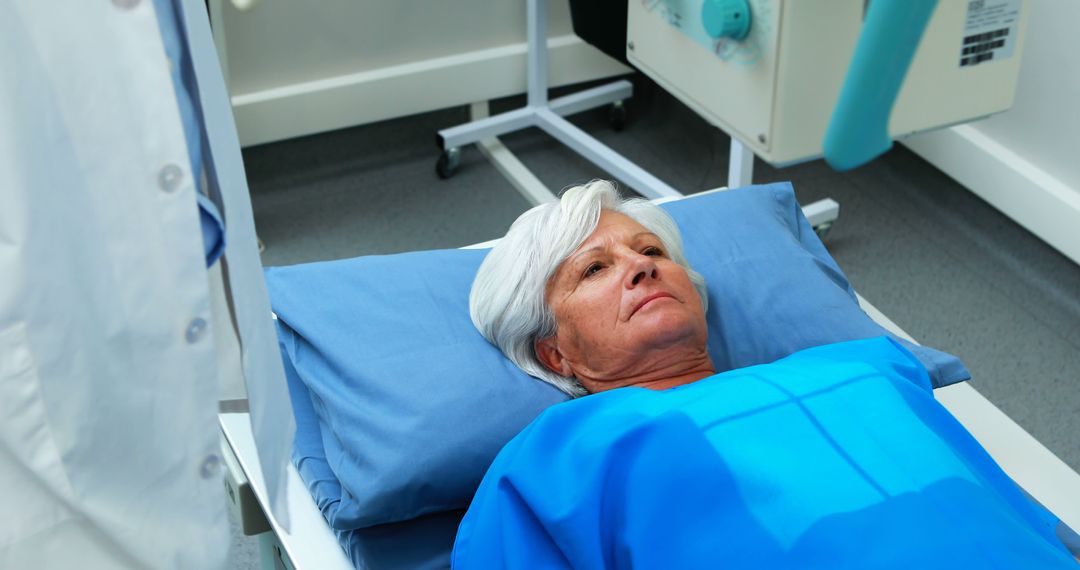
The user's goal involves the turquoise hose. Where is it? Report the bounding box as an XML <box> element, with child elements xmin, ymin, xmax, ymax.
<box><xmin>823</xmin><ymin>0</ymin><xmax>938</xmax><ymax>171</ymax></box>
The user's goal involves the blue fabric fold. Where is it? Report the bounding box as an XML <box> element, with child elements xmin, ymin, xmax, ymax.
<box><xmin>196</xmin><ymin>193</ymin><xmax>224</xmax><ymax>266</ymax></box>
<box><xmin>154</xmin><ymin>0</ymin><xmax>224</xmax><ymax>268</ymax></box>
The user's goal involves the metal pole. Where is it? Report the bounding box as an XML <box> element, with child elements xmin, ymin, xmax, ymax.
<box><xmin>728</xmin><ymin>138</ymin><xmax>755</xmax><ymax>188</ymax></box>
<box><xmin>526</xmin><ymin>0</ymin><xmax>548</xmax><ymax>108</ymax></box>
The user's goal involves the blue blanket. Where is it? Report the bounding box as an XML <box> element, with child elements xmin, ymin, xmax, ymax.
<box><xmin>452</xmin><ymin>338</ymin><xmax>1073</xmax><ymax>568</ymax></box>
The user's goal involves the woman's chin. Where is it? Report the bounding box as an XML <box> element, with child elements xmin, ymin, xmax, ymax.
<box><xmin>629</xmin><ymin>309</ymin><xmax>705</xmax><ymax>348</ymax></box>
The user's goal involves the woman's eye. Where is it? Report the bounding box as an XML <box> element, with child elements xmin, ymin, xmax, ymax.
<box><xmin>583</xmin><ymin>263</ymin><xmax>603</xmax><ymax>278</ymax></box>
<box><xmin>643</xmin><ymin>246</ymin><xmax>664</xmax><ymax>257</ymax></box>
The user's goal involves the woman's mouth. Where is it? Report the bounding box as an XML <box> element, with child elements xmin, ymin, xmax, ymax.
<box><xmin>631</xmin><ymin>292</ymin><xmax>676</xmax><ymax>317</ymax></box>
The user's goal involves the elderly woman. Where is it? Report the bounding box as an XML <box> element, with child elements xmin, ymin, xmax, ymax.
<box><xmin>470</xmin><ymin>179</ymin><xmax>714</xmax><ymax>396</ymax></box>
<box><xmin>454</xmin><ymin>181</ymin><xmax>1075</xmax><ymax>569</ymax></box>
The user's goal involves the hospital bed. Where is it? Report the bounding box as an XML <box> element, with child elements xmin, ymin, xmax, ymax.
<box><xmin>210</xmin><ymin>1</ymin><xmax>1080</xmax><ymax>566</ymax></box>
<box><xmin>219</xmin><ymin>184</ymin><xmax>1080</xmax><ymax>570</ymax></box>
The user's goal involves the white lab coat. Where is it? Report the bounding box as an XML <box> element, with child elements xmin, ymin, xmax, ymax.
<box><xmin>0</xmin><ymin>1</ymin><xmax>292</xmax><ymax>567</ymax></box>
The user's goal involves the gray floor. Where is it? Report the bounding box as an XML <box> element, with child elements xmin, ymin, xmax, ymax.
<box><xmin>230</xmin><ymin>74</ymin><xmax>1080</xmax><ymax>566</ymax></box>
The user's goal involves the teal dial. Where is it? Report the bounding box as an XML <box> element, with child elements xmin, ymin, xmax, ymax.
<box><xmin>701</xmin><ymin>0</ymin><xmax>752</xmax><ymax>41</ymax></box>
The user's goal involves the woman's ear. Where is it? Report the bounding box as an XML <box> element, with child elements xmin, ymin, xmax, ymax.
<box><xmin>535</xmin><ymin>337</ymin><xmax>573</xmax><ymax>377</ymax></box>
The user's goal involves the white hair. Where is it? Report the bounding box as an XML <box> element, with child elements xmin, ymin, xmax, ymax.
<box><xmin>469</xmin><ymin>180</ymin><xmax>708</xmax><ymax>397</ymax></box>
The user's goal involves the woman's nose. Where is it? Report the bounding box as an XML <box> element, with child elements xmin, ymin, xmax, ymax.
<box><xmin>625</xmin><ymin>255</ymin><xmax>659</xmax><ymax>288</ymax></box>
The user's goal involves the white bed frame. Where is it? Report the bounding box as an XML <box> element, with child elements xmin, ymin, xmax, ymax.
<box><xmin>220</xmin><ymin>253</ymin><xmax>1080</xmax><ymax>570</ymax></box>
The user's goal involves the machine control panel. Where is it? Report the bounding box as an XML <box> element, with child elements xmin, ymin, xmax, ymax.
<box><xmin>628</xmin><ymin>0</ymin><xmax>1029</xmax><ymax>166</ymax></box>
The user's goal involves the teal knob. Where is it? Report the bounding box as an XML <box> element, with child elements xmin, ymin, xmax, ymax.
<box><xmin>701</xmin><ymin>0</ymin><xmax>752</xmax><ymax>40</ymax></box>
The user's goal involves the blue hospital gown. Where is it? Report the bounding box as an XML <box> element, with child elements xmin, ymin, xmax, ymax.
<box><xmin>452</xmin><ymin>338</ymin><xmax>1074</xmax><ymax>569</ymax></box>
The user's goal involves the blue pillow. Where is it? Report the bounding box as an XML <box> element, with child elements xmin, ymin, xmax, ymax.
<box><xmin>265</xmin><ymin>181</ymin><xmax>969</xmax><ymax>529</ymax></box>
<box><xmin>269</xmin><ymin>249</ymin><xmax>567</xmax><ymax>529</ymax></box>
<box><xmin>280</xmin><ymin>320</ymin><xmax>462</xmax><ymax>568</ymax></box>
<box><xmin>665</xmin><ymin>183</ymin><xmax>970</xmax><ymax>387</ymax></box>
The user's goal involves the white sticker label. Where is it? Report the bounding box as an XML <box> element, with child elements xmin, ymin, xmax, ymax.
<box><xmin>960</xmin><ymin>0</ymin><xmax>1022</xmax><ymax>67</ymax></box>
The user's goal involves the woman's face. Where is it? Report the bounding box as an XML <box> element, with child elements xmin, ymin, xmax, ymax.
<box><xmin>537</xmin><ymin>210</ymin><xmax>708</xmax><ymax>392</ymax></box>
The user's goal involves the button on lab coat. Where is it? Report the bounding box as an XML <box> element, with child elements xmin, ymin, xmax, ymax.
<box><xmin>0</xmin><ymin>1</ymin><xmax>292</xmax><ymax>567</ymax></box>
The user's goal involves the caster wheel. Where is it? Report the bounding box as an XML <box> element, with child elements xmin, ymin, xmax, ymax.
<box><xmin>813</xmin><ymin>222</ymin><xmax>833</xmax><ymax>241</ymax></box>
<box><xmin>436</xmin><ymin>147</ymin><xmax>461</xmax><ymax>179</ymax></box>
<box><xmin>608</xmin><ymin>101</ymin><xmax>627</xmax><ymax>132</ymax></box>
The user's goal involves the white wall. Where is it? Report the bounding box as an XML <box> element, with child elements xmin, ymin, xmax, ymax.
<box><xmin>903</xmin><ymin>0</ymin><xmax>1080</xmax><ymax>265</ymax></box>
<box><xmin>210</xmin><ymin>0</ymin><xmax>631</xmax><ymax>147</ymax></box>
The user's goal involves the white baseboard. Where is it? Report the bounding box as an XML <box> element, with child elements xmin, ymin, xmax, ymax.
<box><xmin>230</xmin><ymin>35</ymin><xmax>631</xmax><ymax>147</ymax></box>
<box><xmin>903</xmin><ymin>126</ymin><xmax>1080</xmax><ymax>266</ymax></box>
